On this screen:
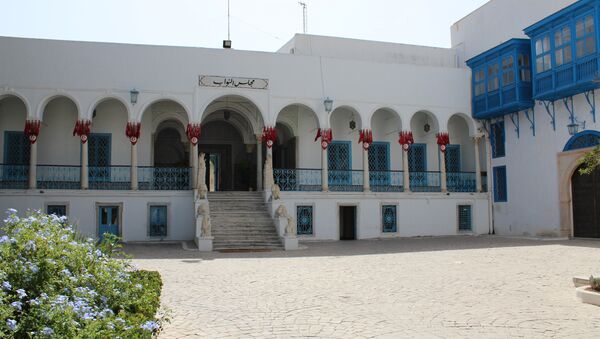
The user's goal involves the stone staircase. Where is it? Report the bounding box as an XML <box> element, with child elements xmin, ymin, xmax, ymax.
<box><xmin>208</xmin><ymin>191</ymin><xmax>283</xmax><ymax>251</ymax></box>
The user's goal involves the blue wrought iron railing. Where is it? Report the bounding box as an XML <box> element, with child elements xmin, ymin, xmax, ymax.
<box><xmin>447</xmin><ymin>172</ymin><xmax>477</xmax><ymax>193</ymax></box>
<box><xmin>329</xmin><ymin>170</ymin><xmax>363</xmax><ymax>192</ymax></box>
<box><xmin>37</xmin><ymin>165</ymin><xmax>81</xmax><ymax>190</ymax></box>
<box><xmin>138</xmin><ymin>167</ymin><xmax>191</xmax><ymax>190</ymax></box>
<box><xmin>89</xmin><ymin>166</ymin><xmax>131</xmax><ymax>190</ymax></box>
<box><xmin>410</xmin><ymin>171</ymin><xmax>441</xmax><ymax>192</ymax></box>
<box><xmin>0</xmin><ymin>164</ymin><xmax>28</xmax><ymax>189</ymax></box>
<box><xmin>370</xmin><ymin>170</ymin><xmax>404</xmax><ymax>192</ymax></box>
<box><xmin>273</xmin><ymin>168</ymin><xmax>322</xmax><ymax>192</ymax></box>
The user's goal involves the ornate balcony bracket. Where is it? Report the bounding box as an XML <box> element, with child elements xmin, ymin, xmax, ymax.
<box><xmin>524</xmin><ymin>108</ymin><xmax>535</xmax><ymax>137</ymax></box>
<box><xmin>584</xmin><ymin>89</ymin><xmax>596</xmax><ymax>124</ymax></box>
<box><xmin>509</xmin><ymin>112</ymin><xmax>520</xmax><ymax>139</ymax></box>
<box><xmin>540</xmin><ymin>100</ymin><xmax>556</xmax><ymax>131</ymax></box>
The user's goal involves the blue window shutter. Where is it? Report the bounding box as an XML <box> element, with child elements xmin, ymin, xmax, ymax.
<box><xmin>458</xmin><ymin>205</ymin><xmax>472</xmax><ymax>231</ymax></box>
<box><xmin>493</xmin><ymin>166</ymin><xmax>508</xmax><ymax>202</ymax></box>
<box><xmin>445</xmin><ymin>145</ymin><xmax>461</xmax><ymax>173</ymax></box>
<box><xmin>3</xmin><ymin>131</ymin><xmax>30</xmax><ymax>164</ymax></box>
<box><xmin>149</xmin><ymin>205</ymin><xmax>168</xmax><ymax>237</ymax></box>
<box><xmin>296</xmin><ymin>206</ymin><xmax>313</xmax><ymax>235</ymax></box>
<box><xmin>382</xmin><ymin>205</ymin><xmax>397</xmax><ymax>233</ymax></box>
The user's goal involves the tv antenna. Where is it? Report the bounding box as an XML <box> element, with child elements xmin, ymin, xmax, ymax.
<box><xmin>223</xmin><ymin>0</ymin><xmax>232</xmax><ymax>48</ymax></box>
<box><xmin>298</xmin><ymin>2</ymin><xmax>307</xmax><ymax>34</ymax></box>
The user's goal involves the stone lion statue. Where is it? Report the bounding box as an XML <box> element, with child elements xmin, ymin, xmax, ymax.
<box><xmin>275</xmin><ymin>205</ymin><xmax>296</xmax><ymax>237</ymax></box>
<box><xmin>197</xmin><ymin>153</ymin><xmax>208</xmax><ymax>199</ymax></box>
<box><xmin>271</xmin><ymin>184</ymin><xmax>281</xmax><ymax>200</ymax></box>
<box><xmin>196</xmin><ymin>203</ymin><xmax>211</xmax><ymax>237</ymax></box>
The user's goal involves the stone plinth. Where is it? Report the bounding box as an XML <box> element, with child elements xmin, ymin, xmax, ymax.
<box><xmin>195</xmin><ymin>236</ymin><xmax>214</xmax><ymax>252</ymax></box>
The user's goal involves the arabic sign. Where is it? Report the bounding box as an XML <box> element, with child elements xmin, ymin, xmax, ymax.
<box><xmin>199</xmin><ymin>75</ymin><xmax>269</xmax><ymax>90</ymax></box>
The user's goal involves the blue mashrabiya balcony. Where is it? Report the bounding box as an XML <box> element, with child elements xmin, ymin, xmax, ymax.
<box><xmin>467</xmin><ymin>39</ymin><xmax>534</xmax><ymax>120</ymax></box>
<box><xmin>524</xmin><ymin>0</ymin><xmax>600</xmax><ymax>101</ymax></box>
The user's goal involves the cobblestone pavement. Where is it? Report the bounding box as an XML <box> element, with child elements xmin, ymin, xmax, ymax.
<box><xmin>127</xmin><ymin>236</ymin><xmax>600</xmax><ymax>338</ymax></box>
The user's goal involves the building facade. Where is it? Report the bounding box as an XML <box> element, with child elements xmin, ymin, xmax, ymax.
<box><xmin>0</xmin><ymin>0</ymin><xmax>598</xmax><ymax>248</ymax></box>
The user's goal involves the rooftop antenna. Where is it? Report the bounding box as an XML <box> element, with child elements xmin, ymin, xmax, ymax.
<box><xmin>223</xmin><ymin>0</ymin><xmax>232</xmax><ymax>48</ymax></box>
<box><xmin>298</xmin><ymin>2</ymin><xmax>307</xmax><ymax>34</ymax></box>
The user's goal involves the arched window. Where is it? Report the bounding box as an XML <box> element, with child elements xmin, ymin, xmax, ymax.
<box><xmin>563</xmin><ymin>130</ymin><xmax>600</xmax><ymax>152</ymax></box>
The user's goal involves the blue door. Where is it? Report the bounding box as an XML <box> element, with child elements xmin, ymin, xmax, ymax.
<box><xmin>328</xmin><ymin>141</ymin><xmax>351</xmax><ymax>187</ymax></box>
<box><xmin>98</xmin><ymin>206</ymin><xmax>119</xmax><ymax>241</ymax></box>
<box><xmin>88</xmin><ymin>133</ymin><xmax>111</xmax><ymax>184</ymax></box>
<box><xmin>2</xmin><ymin>132</ymin><xmax>30</xmax><ymax>187</ymax></box>
<box><xmin>369</xmin><ymin>142</ymin><xmax>390</xmax><ymax>187</ymax></box>
<box><xmin>445</xmin><ymin>145</ymin><xmax>462</xmax><ymax>191</ymax></box>
<box><xmin>408</xmin><ymin>143</ymin><xmax>427</xmax><ymax>189</ymax></box>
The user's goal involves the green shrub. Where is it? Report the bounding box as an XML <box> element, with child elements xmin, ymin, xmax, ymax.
<box><xmin>0</xmin><ymin>209</ymin><xmax>166</xmax><ymax>337</ymax></box>
<box><xmin>590</xmin><ymin>275</ymin><xmax>600</xmax><ymax>292</ymax></box>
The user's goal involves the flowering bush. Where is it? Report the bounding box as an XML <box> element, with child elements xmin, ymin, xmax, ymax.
<box><xmin>0</xmin><ymin>209</ymin><xmax>166</xmax><ymax>337</ymax></box>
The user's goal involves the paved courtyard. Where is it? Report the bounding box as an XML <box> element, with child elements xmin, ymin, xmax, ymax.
<box><xmin>127</xmin><ymin>237</ymin><xmax>600</xmax><ymax>338</ymax></box>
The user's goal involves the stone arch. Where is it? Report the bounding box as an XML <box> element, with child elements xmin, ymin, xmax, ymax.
<box><xmin>558</xmin><ymin>147</ymin><xmax>594</xmax><ymax>238</ymax></box>
<box><xmin>37</xmin><ymin>93</ymin><xmax>81</xmax><ymax>121</ymax></box>
<box><xmin>370</xmin><ymin>107</ymin><xmax>403</xmax><ymax>134</ymax></box>
<box><xmin>200</xmin><ymin>94</ymin><xmax>265</xmax><ymax>132</ymax></box>
<box><xmin>137</xmin><ymin>96</ymin><xmax>192</xmax><ymax>123</ymax></box>
<box><xmin>563</xmin><ymin>130</ymin><xmax>600</xmax><ymax>152</ymax></box>
<box><xmin>409</xmin><ymin>110</ymin><xmax>440</xmax><ymax>137</ymax></box>
<box><xmin>87</xmin><ymin>95</ymin><xmax>131</xmax><ymax>121</ymax></box>
<box><xmin>273</xmin><ymin>102</ymin><xmax>321</xmax><ymax>129</ymax></box>
<box><xmin>447</xmin><ymin>112</ymin><xmax>476</xmax><ymax>136</ymax></box>
<box><xmin>0</xmin><ymin>91</ymin><xmax>31</xmax><ymax>118</ymax></box>
<box><xmin>329</xmin><ymin>105</ymin><xmax>362</xmax><ymax>131</ymax></box>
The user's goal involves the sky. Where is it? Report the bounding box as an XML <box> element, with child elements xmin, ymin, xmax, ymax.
<box><xmin>0</xmin><ymin>0</ymin><xmax>489</xmax><ymax>52</ymax></box>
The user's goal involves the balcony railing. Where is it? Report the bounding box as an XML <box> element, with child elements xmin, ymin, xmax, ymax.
<box><xmin>0</xmin><ymin>164</ymin><xmax>28</xmax><ymax>189</ymax></box>
<box><xmin>138</xmin><ymin>167</ymin><xmax>191</xmax><ymax>190</ymax></box>
<box><xmin>89</xmin><ymin>166</ymin><xmax>131</xmax><ymax>190</ymax></box>
<box><xmin>329</xmin><ymin>170</ymin><xmax>363</xmax><ymax>192</ymax></box>
<box><xmin>370</xmin><ymin>170</ymin><xmax>404</xmax><ymax>192</ymax></box>
<box><xmin>273</xmin><ymin>168</ymin><xmax>322</xmax><ymax>192</ymax></box>
<box><xmin>410</xmin><ymin>171</ymin><xmax>441</xmax><ymax>192</ymax></box>
<box><xmin>37</xmin><ymin>165</ymin><xmax>80</xmax><ymax>190</ymax></box>
<box><xmin>447</xmin><ymin>172</ymin><xmax>477</xmax><ymax>193</ymax></box>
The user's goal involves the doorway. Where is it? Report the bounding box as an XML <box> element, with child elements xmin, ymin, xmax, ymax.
<box><xmin>572</xmin><ymin>165</ymin><xmax>600</xmax><ymax>238</ymax></box>
<box><xmin>98</xmin><ymin>205</ymin><xmax>120</xmax><ymax>241</ymax></box>
<box><xmin>339</xmin><ymin>206</ymin><xmax>357</xmax><ymax>240</ymax></box>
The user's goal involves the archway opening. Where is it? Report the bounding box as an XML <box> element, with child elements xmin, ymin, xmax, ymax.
<box><xmin>571</xmin><ymin>164</ymin><xmax>600</xmax><ymax>238</ymax></box>
<box><xmin>154</xmin><ymin>123</ymin><xmax>189</xmax><ymax>168</ymax></box>
<box><xmin>0</xmin><ymin>95</ymin><xmax>28</xmax><ymax>188</ymax></box>
<box><xmin>201</xmin><ymin>96</ymin><xmax>264</xmax><ymax>191</ymax></box>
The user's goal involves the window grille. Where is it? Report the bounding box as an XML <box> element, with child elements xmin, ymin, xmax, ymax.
<box><xmin>296</xmin><ymin>206</ymin><xmax>313</xmax><ymax>235</ymax></box>
<box><xmin>149</xmin><ymin>205</ymin><xmax>168</xmax><ymax>237</ymax></box>
<box><xmin>493</xmin><ymin>166</ymin><xmax>508</xmax><ymax>202</ymax></box>
<box><xmin>490</xmin><ymin>121</ymin><xmax>505</xmax><ymax>158</ymax></box>
<box><xmin>458</xmin><ymin>205</ymin><xmax>472</xmax><ymax>231</ymax></box>
<box><xmin>382</xmin><ymin>205</ymin><xmax>397</xmax><ymax>233</ymax></box>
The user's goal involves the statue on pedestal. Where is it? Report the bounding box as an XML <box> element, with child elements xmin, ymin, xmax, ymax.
<box><xmin>197</xmin><ymin>153</ymin><xmax>208</xmax><ymax>199</ymax></box>
<box><xmin>275</xmin><ymin>205</ymin><xmax>296</xmax><ymax>237</ymax></box>
<box><xmin>196</xmin><ymin>202</ymin><xmax>211</xmax><ymax>237</ymax></box>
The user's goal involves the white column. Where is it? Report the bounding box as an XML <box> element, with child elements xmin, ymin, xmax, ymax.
<box><xmin>403</xmin><ymin>149</ymin><xmax>410</xmax><ymax>193</ymax></box>
<box><xmin>28</xmin><ymin>141</ymin><xmax>37</xmax><ymax>189</ymax></box>
<box><xmin>362</xmin><ymin>147</ymin><xmax>370</xmax><ymax>192</ymax></box>
<box><xmin>474</xmin><ymin>135</ymin><xmax>482</xmax><ymax>193</ymax></box>
<box><xmin>191</xmin><ymin>144</ymin><xmax>198</xmax><ymax>189</ymax></box>
<box><xmin>264</xmin><ymin>147</ymin><xmax>274</xmax><ymax>191</ymax></box>
<box><xmin>322</xmin><ymin>146</ymin><xmax>329</xmax><ymax>192</ymax></box>
<box><xmin>440</xmin><ymin>150</ymin><xmax>447</xmax><ymax>193</ymax></box>
<box><xmin>81</xmin><ymin>141</ymin><xmax>88</xmax><ymax>190</ymax></box>
<box><xmin>130</xmin><ymin>143</ymin><xmax>138</xmax><ymax>190</ymax></box>
<box><xmin>256</xmin><ymin>136</ymin><xmax>263</xmax><ymax>191</ymax></box>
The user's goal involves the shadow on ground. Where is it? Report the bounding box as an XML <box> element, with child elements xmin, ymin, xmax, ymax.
<box><xmin>124</xmin><ymin>235</ymin><xmax>600</xmax><ymax>261</ymax></box>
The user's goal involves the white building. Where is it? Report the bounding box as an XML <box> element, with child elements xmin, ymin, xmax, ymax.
<box><xmin>0</xmin><ymin>0</ymin><xmax>598</xmax><ymax>250</ymax></box>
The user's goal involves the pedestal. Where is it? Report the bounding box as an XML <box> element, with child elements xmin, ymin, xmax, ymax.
<box><xmin>195</xmin><ymin>236</ymin><xmax>214</xmax><ymax>252</ymax></box>
<box><xmin>281</xmin><ymin>236</ymin><xmax>299</xmax><ymax>251</ymax></box>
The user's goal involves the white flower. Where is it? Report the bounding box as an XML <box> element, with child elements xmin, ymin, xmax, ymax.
<box><xmin>41</xmin><ymin>327</ymin><xmax>54</xmax><ymax>336</ymax></box>
<box><xmin>2</xmin><ymin>281</ymin><xmax>11</xmax><ymax>290</ymax></box>
<box><xmin>140</xmin><ymin>320</ymin><xmax>160</xmax><ymax>332</ymax></box>
<box><xmin>6</xmin><ymin>208</ymin><xmax>17</xmax><ymax>214</ymax></box>
<box><xmin>11</xmin><ymin>301</ymin><xmax>22</xmax><ymax>311</ymax></box>
<box><xmin>6</xmin><ymin>319</ymin><xmax>17</xmax><ymax>331</ymax></box>
<box><xmin>16</xmin><ymin>289</ymin><xmax>27</xmax><ymax>299</ymax></box>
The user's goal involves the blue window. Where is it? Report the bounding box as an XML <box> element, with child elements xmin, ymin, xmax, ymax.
<box><xmin>3</xmin><ymin>131</ymin><xmax>30</xmax><ymax>164</ymax></box>
<box><xmin>575</xmin><ymin>14</ymin><xmax>596</xmax><ymax>58</ymax></box>
<box><xmin>458</xmin><ymin>205</ymin><xmax>472</xmax><ymax>231</ymax></box>
<box><xmin>47</xmin><ymin>204</ymin><xmax>67</xmax><ymax>217</ymax></box>
<box><xmin>563</xmin><ymin>130</ymin><xmax>600</xmax><ymax>151</ymax></box>
<box><xmin>554</xmin><ymin>25</ymin><xmax>573</xmax><ymax>67</ymax></box>
<box><xmin>525</xmin><ymin>3</ymin><xmax>599</xmax><ymax>101</ymax></box>
<box><xmin>88</xmin><ymin>133</ymin><xmax>111</xmax><ymax>182</ymax></box>
<box><xmin>297</xmin><ymin>206</ymin><xmax>313</xmax><ymax>235</ymax></box>
<box><xmin>328</xmin><ymin>141</ymin><xmax>351</xmax><ymax>186</ymax></box>
<box><xmin>493</xmin><ymin>166</ymin><xmax>507</xmax><ymax>202</ymax></box>
<box><xmin>490</xmin><ymin>121</ymin><xmax>505</xmax><ymax>158</ymax></box>
<box><xmin>445</xmin><ymin>145</ymin><xmax>461</xmax><ymax>173</ymax></box>
<box><xmin>149</xmin><ymin>205</ymin><xmax>168</xmax><ymax>237</ymax></box>
<box><xmin>535</xmin><ymin>34</ymin><xmax>552</xmax><ymax>73</ymax></box>
<box><xmin>382</xmin><ymin>205</ymin><xmax>397</xmax><ymax>233</ymax></box>
<box><xmin>369</xmin><ymin>142</ymin><xmax>390</xmax><ymax>187</ymax></box>
<box><xmin>408</xmin><ymin>143</ymin><xmax>427</xmax><ymax>172</ymax></box>
<box><xmin>467</xmin><ymin>39</ymin><xmax>534</xmax><ymax>119</ymax></box>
